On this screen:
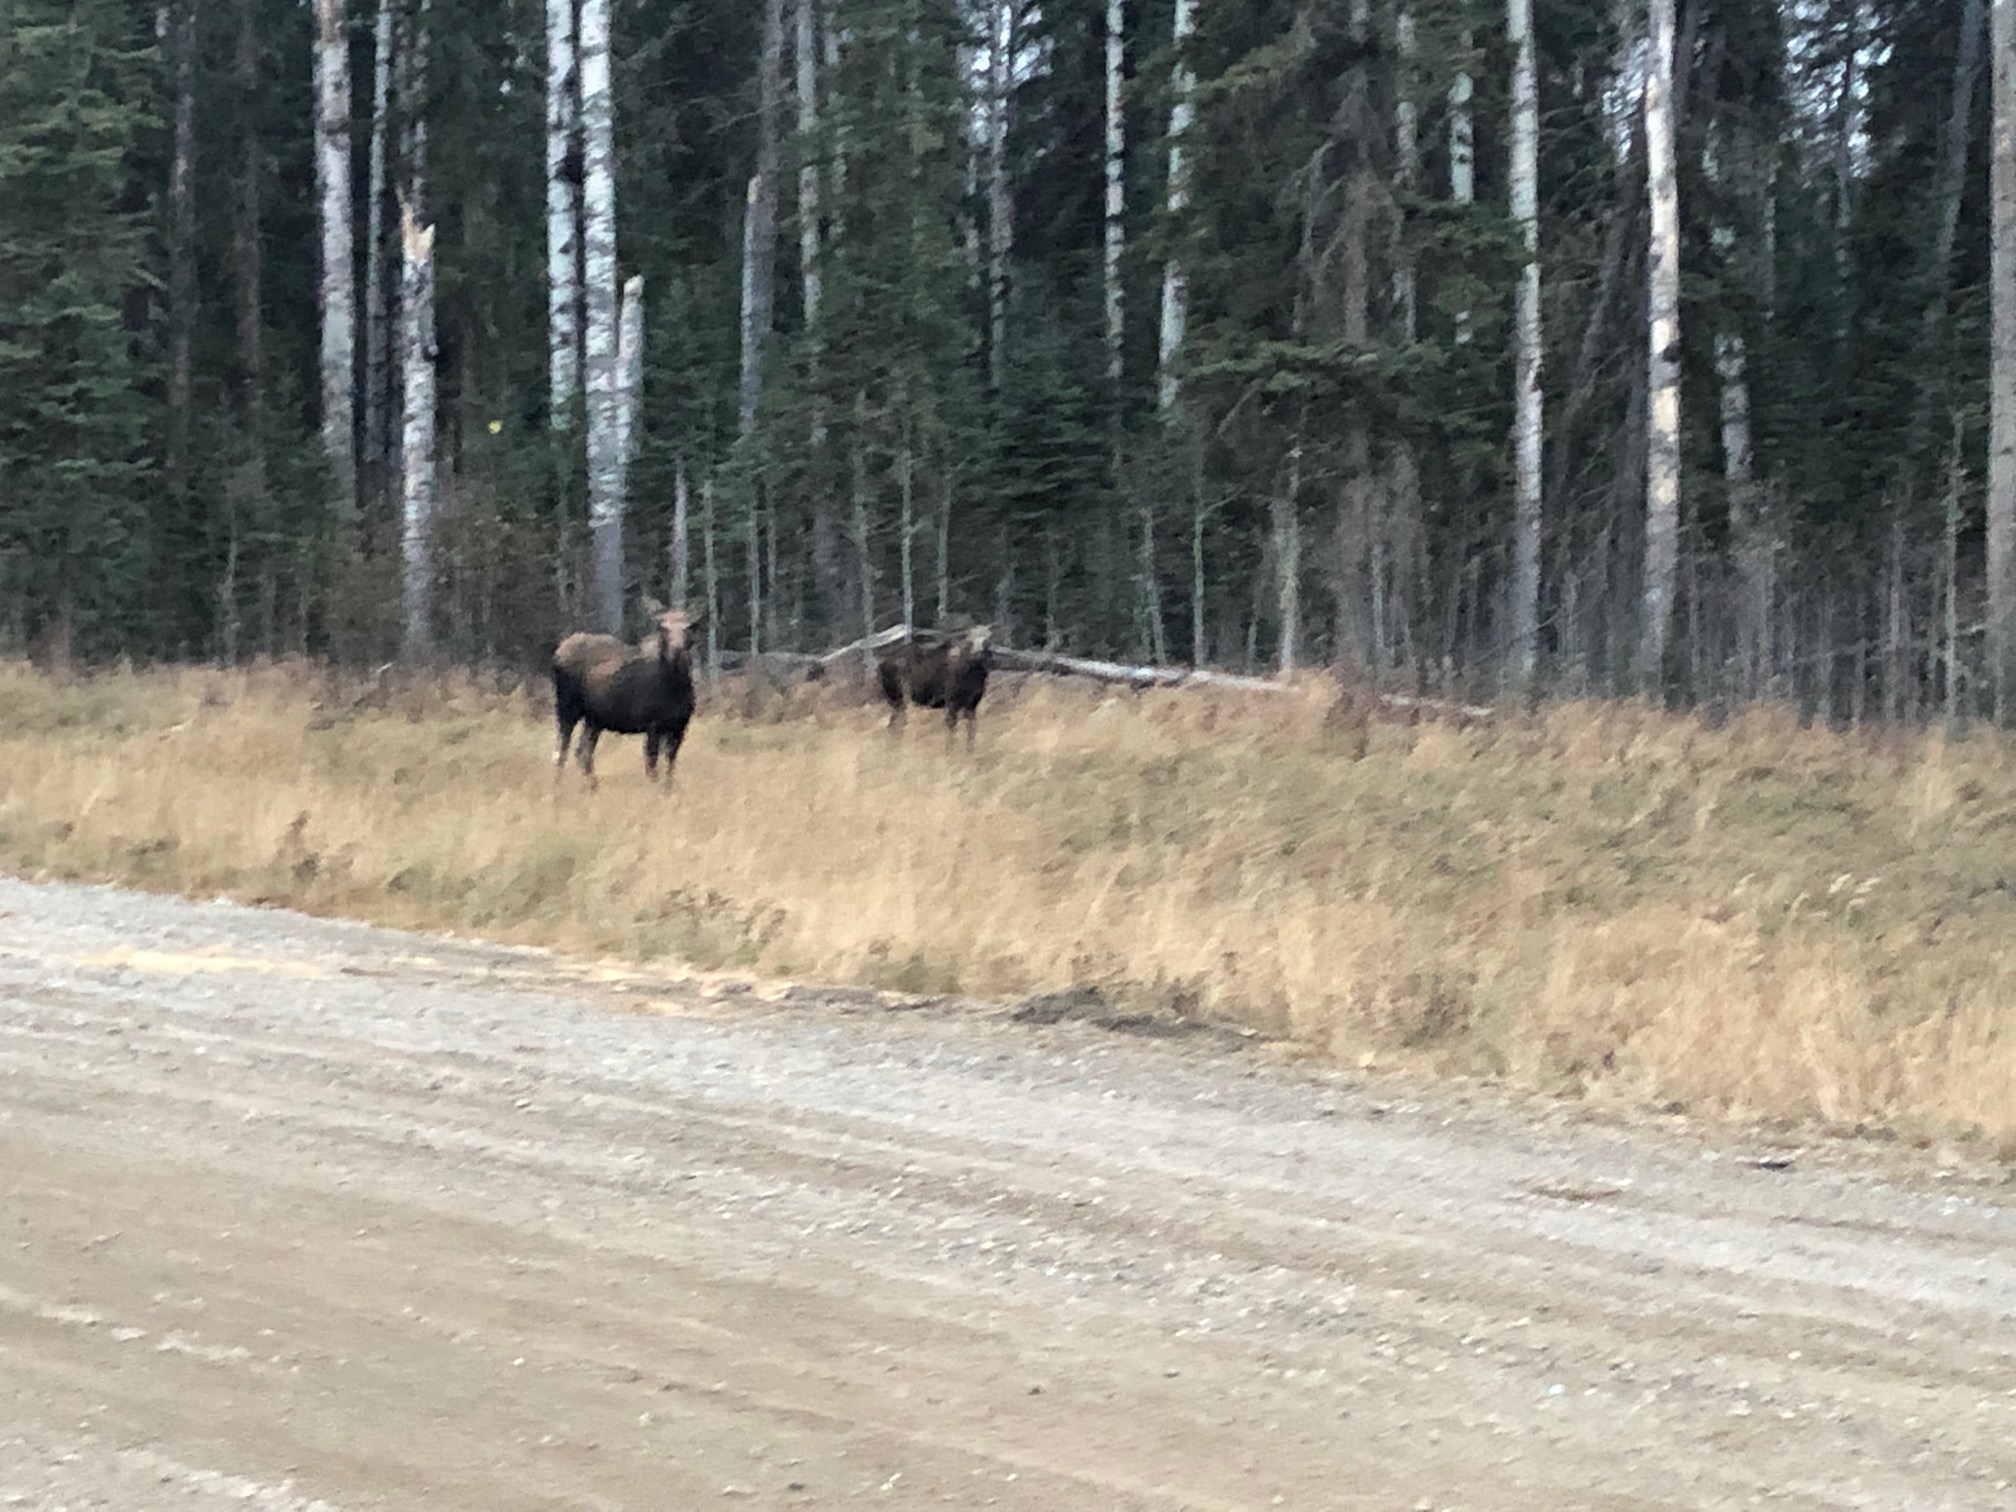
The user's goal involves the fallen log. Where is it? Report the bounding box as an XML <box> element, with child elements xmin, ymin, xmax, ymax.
<box><xmin>713</xmin><ymin>626</ymin><xmax>1496</xmax><ymax>721</ymax></box>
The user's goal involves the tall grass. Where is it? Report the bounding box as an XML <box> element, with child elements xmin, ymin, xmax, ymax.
<box><xmin>3</xmin><ymin>658</ymin><xmax>2014</xmax><ymax>1145</ymax></box>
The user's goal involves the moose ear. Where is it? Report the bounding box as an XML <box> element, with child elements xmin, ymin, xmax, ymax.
<box><xmin>642</xmin><ymin>594</ymin><xmax>666</xmax><ymax>618</ymax></box>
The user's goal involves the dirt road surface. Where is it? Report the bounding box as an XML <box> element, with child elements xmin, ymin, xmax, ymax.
<box><xmin>2</xmin><ymin>876</ymin><xmax>2013</xmax><ymax>1511</ymax></box>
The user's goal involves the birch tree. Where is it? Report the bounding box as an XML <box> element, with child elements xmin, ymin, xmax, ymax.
<box><xmin>1102</xmin><ymin>0</ymin><xmax>1124</xmax><ymax>386</ymax></box>
<box><xmin>1707</xmin><ymin>120</ymin><xmax>1765</xmax><ymax>696</ymax></box>
<box><xmin>739</xmin><ymin>0</ymin><xmax>786</xmax><ymax>439</ymax></box>
<box><xmin>1507</xmin><ymin>0</ymin><xmax>1541</xmax><ymax>687</ymax></box>
<box><xmin>986</xmin><ymin>0</ymin><xmax>1014</xmax><ymax>388</ymax></box>
<box><xmin>1448</xmin><ymin>35</ymin><xmax>1474</xmax><ymax>344</ymax></box>
<box><xmin>313</xmin><ymin>0</ymin><xmax>356</xmax><ymax>512</ymax></box>
<box><xmin>616</xmin><ymin>272</ymin><xmax>644</xmax><ymax>529</ymax></box>
<box><xmin>1992</xmin><ymin>0</ymin><xmax>2016</xmax><ymax>715</ymax></box>
<box><xmin>399</xmin><ymin>203</ymin><xmax>436</xmax><ymax>656</ymax></box>
<box><xmin>164</xmin><ymin>0</ymin><xmax>196</xmax><ymax>502</ymax></box>
<box><xmin>362</xmin><ymin>0</ymin><xmax>395</xmax><ymax>493</ymax></box>
<box><xmin>1392</xmin><ymin>3</ymin><xmax>1417</xmax><ymax>343</ymax></box>
<box><xmin>580</xmin><ymin>0</ymin><xmax>623</xmax><ymax>633</ymax></box>
<box><xmin>796</xmin><ymin>0</ymin><xmax>822</xmax><ymax>347</ymax></box>
<box><xmin>1640</xmin><ymin>0</ymin><xmax>1683</xmax><ymax>689</ymax></box>
<box><xmin>1155</xmin><ymin>0</ymin><xmax>1196</xmax><ymax>411</ymax></box>
<box><xmin>547</xmin><ymin>0</ymin><xmax>581</xmax><ymax>427</ymax></box>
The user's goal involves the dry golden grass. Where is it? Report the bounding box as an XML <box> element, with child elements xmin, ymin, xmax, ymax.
<box><xmin>4</xmin><ymin>658</ymin><xmax>2015</xmax><ymax>1145</ymax></box>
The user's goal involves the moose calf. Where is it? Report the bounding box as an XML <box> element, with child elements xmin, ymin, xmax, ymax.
<box><xmin>877</xmin><ymin>624</ymin><xmax>993</xmax><ymax>749</ymax></box>
<box><xmin>552</xmin><ymin>600</ymin><xmax>701</xmax><ymax>790</ymax></box>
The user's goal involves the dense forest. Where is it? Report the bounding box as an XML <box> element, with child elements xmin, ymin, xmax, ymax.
<box><xmin>0</xmin><ymin>0</ymin><xmax>2004</xmax><ymax>716</ymax></box>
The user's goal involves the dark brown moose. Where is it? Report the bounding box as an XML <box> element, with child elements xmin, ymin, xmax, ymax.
<box><xmin>552</xmin><ymin>600</ymin><xmax>701</xmax><ymax>790</ymax></box>
<box><xmin>877</xmin><ymin>624</ymin><xmax>994</xmax><ymax>749</ymax></box>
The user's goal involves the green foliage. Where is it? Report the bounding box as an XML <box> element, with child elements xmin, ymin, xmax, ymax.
<box><xmin>0</xmin><ymin>0</ymin><xmax>157</xmax><ymax>653</ymax></box>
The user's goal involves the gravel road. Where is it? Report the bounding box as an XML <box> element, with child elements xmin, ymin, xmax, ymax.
<box><xmin>1</xmin><ymin>874</ymin><xmax>2013</xmax><ymax>1511</ymax></box>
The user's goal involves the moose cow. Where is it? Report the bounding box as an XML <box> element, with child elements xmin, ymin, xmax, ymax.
<box><xmin>877</xmin><ymin>624</ymin><xmax>994</xmax><ymax>749</ymax></box>
<box><xmin>552</xmin><ymin>600</ymin><xmax>701</xmax><ymax>790</ymax></box>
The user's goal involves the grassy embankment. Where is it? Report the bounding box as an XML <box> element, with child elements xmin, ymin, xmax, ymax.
<box><xmin>2</xmin><ymin>658</ymin><xmax>2013</xmax><ymax>1147</ymax></box>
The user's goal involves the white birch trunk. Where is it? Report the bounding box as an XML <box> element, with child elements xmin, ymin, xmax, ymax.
<box><xmin>616</xmin><ymin>272</ymin><xmax>644</xmax><ymax>516</ymax></box>
<box><xmin>399</xmin><ymin>204</ymin><xmax>437</xmax><ymax>657</ymax></box>
<box><xmin>1639</xmin><ymin>0</ymin><xmax>1683</xmax><ymax>689</ymax></box>
<box><xmin>1508</xmin><ymin>0</ymin><xmax>1542</xmax><ymax>686</ymax></box>
<box><xmin>547</xmin><ymin>0</ymin><xmax>581</xmax><ymax>427</ymax></box>
<box><xmin>1393</xmin><ymin>3</ymin><xmax>1417</xmax><ymax>342</ymax></box>
<box><xmin>740</xmin><ymin>0</ymin><xmax>786</xmax><ymax>439</ymax></box>
<box><xmin>363</xmin><ymin>0</ymin><xmax>394</xmax><ymax>486</ymax></box>
<box><xmin>314</xmin><ymin>0</ymin><xmax>356</xmax><ymax>512</ymax></box>
<box><xmin>580</xmin><ymin>0</ymin><xmax>624</xmax><ymax>633</ymax></box>
<box><xmin>1991</xmin><ymin>0</ymin><xmax>2016</xmax><ymax>714</ymax></box>
<box><xmin>1102</xmin><ymin>0</ymin><xmax>1125</xmax><ymax>385</ymax></box>
<box><xmin>1155</xmin><ymin>0</ymin><xmax>1196</xmax><ymax>411</ymax></box>
<box><xmin>796</xmin><ymin>0</ymin><xmax>823</xmax><ymax>342</ymax></box>
<box><xmin>670</xmin><ymin>458</ymin><xmax>690</xmax><ymax>611</ymax></box>
<box><xmin>1449</xmin><ymin>39</ymin><xmax>1474</xmax><ymax>345</ymax></box>
<box><xmin>986</xmin><ymin>0</ymin><xmax>1014</xmax><ymax>388</ymax></box>
<box><xmin>1706</xmin><ymin>127</ymin><xmax>1765</xmax><ymax>695</ymax></box>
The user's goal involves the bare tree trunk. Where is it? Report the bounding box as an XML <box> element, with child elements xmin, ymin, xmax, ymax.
<box><xmin>797</xmin><ymin>0</ymin><xmax>823</xmax><ymax>322</ymax></box>
<box><xmin>986</xmin><ymin>0</ymin><xmax>1014</xmax><ymax>388</ymax></box>
<box><xmin>580</xmin><ymin>0</ymin><xmax>623</xmax><ymax>633</ymax></box>
<box><xmin>936</xmin><ymin>475</ymin><xmax>952</xmax><ymax>622</ymax></box>
<box><xmin>702</xmin><ymin>477</ymin><xmax>721</xmax><ymax>679</ymax></box>
<box><xmin>852</xmin><ymin>393</ymin><xmax>876</xmax><ymax>656</ymax></box>
<box><xmin>899</xmin><ymin>409</ymin><xmax>916</xmax><ymax>631</ymax></box>
<box><xmin>1705</xmin><ymin>117</ymin><xmax>1765</xmax><ymax>699</ymax></box>
<box><xmin>231</xmin><ymin>0</ymin><xmax>266</xmax><ymax>488</ymax></box>
<box><xmin>1191</xmin><ymin>470</ymin><xmax>1209</xmax><ymax>667</ymax></box>
<box><xmin>1993</xmin><ymin>0</ymin><xmax>2016</xmax><ymax>715</ymax></box>
<box><xmin>314</xmin><ymin>0</ymin><xmax>356</xmax><ymax>516</ymax></box>
<box><xmin>399</xmin><ymin>204</ymin><xmax>437</xmax><ymax>658</ymax></box>
<box><xmin>362</xmin><ymin>0</ymin><xmax>395</xmax><ymax>497</ymax></box>
<box><xmin>1155</xmin><ymin>0</ymin><xmax>1196</xmax><ymax>410</ymax></box>
<box><xmin>740</xmin><ymin>0</ymin><xmax>786</xmax><ymax>439</ymax></box>
<box><xmin>1508</xmin><ymin>0</ymin><xmax>1542</xmax><ymax>689</ymax></box>
<box><xmin>1392</xmin><ymin>3</ymin><xmax>1417</xmax><ymax>341</ymax></box>
<box><xmin>1935</xmin><ymin>0</ymin><xmax>1990</xmax><ymax>317</ymax></box>
<box><xmin>165</xmin><ymin>1</ymin><xmax>197</xmax><ymax>504</ymax></box>
<box><xmin>1885</xmin><ymin>514</ymin><xmax>1908</xmax><ymax>723</ymax></box>
<box><xmin>1276</xmin><ymin>433</ymin><xmax>1304</xmax><ymax>674</ymax></box>
<box><xmin>670</xmin><ymin>457</ymin><xmax>690</xmax><ymax>611</ymax></box>
<box><xmin>546</xmin><ymin>0</ymin><xmax>581</xmax><ymax>428</ymax></box>
<box><xmin>1449</xmin><ymin>34</ymin><xmax>1474</xmax><ymax>344</ymax></box>
<box><xmin>1639</xmin><ymin>0</ymin><xmax>1683</xmax><ymax>691</ymax></box>
<box><xmin>1946</xmin><ymin>423</ymin><xmax>1966</xmax><ymax>723</ymax></box>
<box><xmin>1102</xmin><ymin>0</ymin><xmax>1125</xmax><ymax>386</ymax></box>
<box><xmin>748</xmin><ymin>480</ymin><xmax>762</xmax><ymax>655</ymax></box>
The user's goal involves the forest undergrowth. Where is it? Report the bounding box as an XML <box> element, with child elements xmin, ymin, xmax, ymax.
<box><xmin>2</xmin><ymin>658</ymin><xmax>2013</xmax><ymax>1148</ymax></box>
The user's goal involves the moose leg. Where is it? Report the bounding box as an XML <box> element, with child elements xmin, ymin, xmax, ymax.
<box><xmin>963</xmin><ymin>707</ymin><xmax>978</xmax><ymax>752</ymax></box>
<box><xmin>878</xmin><ymin>665</ymin><xmax>907</xmax><ymax>735</ymax></box>
<box><xmin>644</xmin><ymin>731</ymin><xmax>662</xmax><ymax>780</ymax></box>
<box><xmin>576</xmin><ymin>725</ymin><xmax>602</xmax><ymax>791</ymax></box>
<box><xmin>554</xmin><ymin>713</ymin><xmax>578</xmax><ymax>776</ymax></box>
<box><xmin>656</xmin><ymin>719</ymin><xmax>690</xmax><ymax>785</ymax></box>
